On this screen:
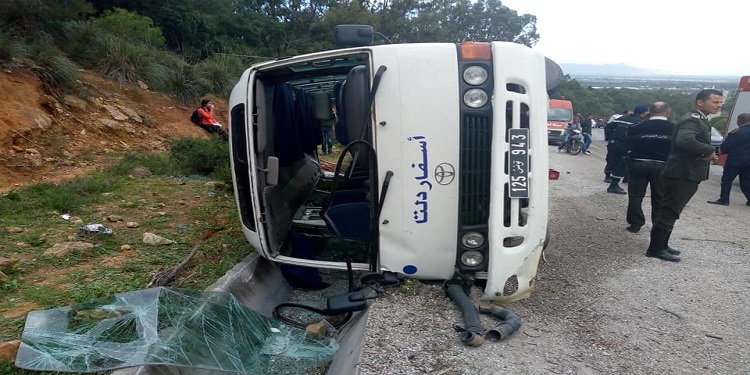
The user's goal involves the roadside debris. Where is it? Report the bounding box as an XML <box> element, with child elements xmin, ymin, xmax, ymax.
<box><xmin>142</xmin><ymin>232</ymin><xmax>174</xmax><ymax>245</ymax></box>
<box><xmin>147</xmin><ymin>245</ymin><xmax>200</xmax><ymax>287</ymax></box>
<box><xmin>14</xmin><ymin>287</ymin><xmax>338</xmax><ymax>374</ymax></box>
<box><xmin>81</xmin><ymin>223</ymin><xmax>113</xmax><ymax>235</ymax></box>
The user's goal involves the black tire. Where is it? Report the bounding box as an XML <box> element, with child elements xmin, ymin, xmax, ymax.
<box><xmin>567</xmin><ymin>140</ymin><xmax>582</xmax><ymax>155</ymax></box>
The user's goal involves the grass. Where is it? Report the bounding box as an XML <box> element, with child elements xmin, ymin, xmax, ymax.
<box><xmin>0</xmin><ymin>30</ymin><xmax>27</xmax><ymax>64</ymax></box>
<box><xmin>396</xmin><ymin>277</ymin><xmax>423</xmax><ymax>296</ymax></box>
<box><xmin>0</xmin><ymin>24</ymin><xmax>210</xmax><ymax>104</ymax></box>
<box><xmin>0</xmin><ymin>138</ymin><xmax>253</xmax><ymax>353</ymax></box>
<box><xmin>25</xmin><ymin>37</ymin><xmax>80</xmax><ymax>93</ymax></box>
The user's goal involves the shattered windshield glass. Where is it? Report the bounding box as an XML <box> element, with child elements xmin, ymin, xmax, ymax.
<box><xmin>15</xmin><ymin>287</ymin><xmax>338</xmax><ymax>374</ymax></box>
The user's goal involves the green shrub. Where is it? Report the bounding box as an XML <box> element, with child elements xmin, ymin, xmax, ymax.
<box><xmin>0</xmin><ymin>0</ymin><xmax>94</xmax><ymax>33</ymax></box>
<box><xmin>139</xmin><ymin>49</ymin><xmax>185</xmax><ymax>91</ymax></box>
<box><xmin>11</xmin><ymin>182</ymin><xmax>87</xmax><ymax>214</ymax></box>
<box><xmin>169</xmin><ymin>137</ymin><xmax>230</xmax><ymax>179</ymax></box>
<box><xmin>94</xmin><ymin>36</ymin><xmax>157</xmax><ymax>84</ymax></box>
<box><xmin>196</xmin><ymin>55</ymin><xmax>245</xmax><ymax>97</ymax></box>
<box><xmin>59</xmin><ymin>176</ymin><xmax>119</xmax><ymax>197</ymax></box>
<box><xmin>93</xmin><ymin>8</ymin><xmax>166</xmax><ymax>47</ymax></box>
<box><xmin>0</xmin><ymin>29</ymin><xmax>27</xmax><ymax>63</ymax></box>
<box><xmin>210</xmin><ymin>163</ymin><xmax>233</xmax><ymax>185</ymax></box>
<box><xmin>160</xmin><ymin>62</ymin><xmax>210</xmax><ymax>104</ymax></box>
<box><xmin>2</xmin><ymin>176</ymin><xmax>117</xmax><ymax>216</ymax></box>
<box><xmin>56</xmin><ymin>20</ymin><xmax>106</xmax><ymax>67</ymax></box>
<box><xmin>83</xmin><ymin>32</ymin><xmax>171</xmax><ymax>87</ymax></box>
<box><xmin>26</xmin><ymin>37</ymin><xmax>79</xmax><ymax>92</ymax></box>
<box><xmin>0</xmin><ymin>191</ymin><xmax>33</xmax><ymax>220</ymax></box>
<box><xmin>103</xmin><ymin>152</ymin><xmax>175</xmax><ymax>177</ymax></box>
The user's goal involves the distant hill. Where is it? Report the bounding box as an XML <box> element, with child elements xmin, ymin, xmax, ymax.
<box><xmin>559</xmin><ymin>63</ymin><xmax>739</xmax><ymax>92</ymax></box>
<box><xmin>560</xmin><ymin>63</ymin><xmax>662</xmax><ymax>77</ymax></box>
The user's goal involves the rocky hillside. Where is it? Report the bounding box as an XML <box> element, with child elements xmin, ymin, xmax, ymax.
<box><xmin>0</xmin><ymin>69</ymin><xmax>225</xmax><ymax>191</ymax></box>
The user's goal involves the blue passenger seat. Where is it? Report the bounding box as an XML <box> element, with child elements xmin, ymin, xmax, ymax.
<box><xmin>322</xmin><ymin>65</ymin><xmax>374</xmax><ymax>241</ymax></box>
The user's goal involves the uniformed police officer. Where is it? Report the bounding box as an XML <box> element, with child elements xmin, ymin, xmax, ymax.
<box><xmin>604</xmin><ymin>110</ymin><xmax>628</xmax><ymax>182</ymax></box>
<box><xmin>605</xmin><ymin>104</ymin><xmax>649</xmax><ymax>194</ymax></box>
<box><xmin>707</xmin><ymin>112</ymin><xmax>750</xmax><ymax>206</ymax></box>
<box><xmin>645</xmin><ymin>89</ymin><xmax>723</xmax><ymax>262</ymax></box>
<box><xmin>624</xmin><ymin>101</ymin><xmax>674</xmax><ymax>234</ymax></box>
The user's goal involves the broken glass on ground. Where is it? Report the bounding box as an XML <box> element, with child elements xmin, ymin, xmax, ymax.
<box><xmin>15</xmin><ymin>287</ymin><xmax>338</xmax><ymax>374</ymax></box>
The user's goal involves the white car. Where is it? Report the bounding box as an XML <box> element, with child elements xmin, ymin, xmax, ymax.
<box><xmin>711</xmin><ymin>127</ymin><xmax>724</xmax><ymax>153</ymax></box>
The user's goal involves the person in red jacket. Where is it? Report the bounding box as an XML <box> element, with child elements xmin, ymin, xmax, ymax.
<box><xmin>196</xmin><ymin>99</ymin><xmax>228</xmax><ymax>141</ymax></box>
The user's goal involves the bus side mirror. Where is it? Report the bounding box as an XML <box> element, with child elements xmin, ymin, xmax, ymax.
<box><xmin>263</xmin><ymin>156</ymin><xmax>279</xmax><ymax>186</ymax></box>
<box><xmin>545</xmin><ymin>58</ymin><xmax>564</xmax><ymax>93</ymax></box>
<box><xmin>334</xmin><ymin>25</ymin><xmax>374</xmax><ymax>47</ymax></box>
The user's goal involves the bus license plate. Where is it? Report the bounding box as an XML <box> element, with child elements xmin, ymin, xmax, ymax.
<box><xmin>508</xmin><ymin>128</ymin><xmax>529</xmax><ymax>198</ymax></box>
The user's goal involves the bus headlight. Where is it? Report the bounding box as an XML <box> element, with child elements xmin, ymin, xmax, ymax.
<box><xmin>463</xmin><ymin>66</ymin><xmax>488</xmax><ymax>85</ymax></box>
<box><xmin>461</xmin><ymin>231</ymin><xmax>485</xmax><ymax>248</ymax></box>
<box><xmin>463</xmin><ymin>89</ymin><xmax>488</xmax><ymax>108</ymax></box>
<box><xmin>460</xmin><ymin>250</ymin><xmax>484</xmax><ymax>267</ymax></box>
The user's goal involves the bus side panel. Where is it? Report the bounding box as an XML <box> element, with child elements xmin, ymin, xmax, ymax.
<box><xmin>373</xmin><ymin>44</ymin><xmax>460</xmax><ymax>280</ymax></box>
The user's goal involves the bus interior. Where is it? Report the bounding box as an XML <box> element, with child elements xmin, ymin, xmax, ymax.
<box><xmin>231</xmin><ymin>52</ymin><xmax>381</xmax><ymax>271</ymax></box>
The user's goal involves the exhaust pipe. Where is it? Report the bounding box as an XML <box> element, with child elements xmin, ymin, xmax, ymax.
<box><xmin>444</xmin><ymin>274</ymin><xmax>485</xmax><ymax>347</ymax></box>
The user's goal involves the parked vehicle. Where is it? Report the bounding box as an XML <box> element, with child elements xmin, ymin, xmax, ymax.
<box><xmin>710</xmin><ymin>126</ymin><xmax>724</xmax><ymax>154</ymax></box>
<box><xmin>227</xmin><ymin>25</ymin><xmax>562</xmax><ymax>301</ymax></box>
<box><xmin>547</xmin><ymin>99</ymin><xmax>573</xmax><ymax>144</ymax></box>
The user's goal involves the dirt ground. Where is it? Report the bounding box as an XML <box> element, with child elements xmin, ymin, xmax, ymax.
<box><xmin>359</xmin><ymin>131</ymin><xmax>750</xmax><ymax>375</ymax></box>
<box><xmin>0</xmin><ymin>68</ymin><xmax>218</xmax><ymax>192</ymax></box>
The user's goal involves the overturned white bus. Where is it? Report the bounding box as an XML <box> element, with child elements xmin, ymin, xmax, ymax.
<box><xmin>228</xmin><ymin>25</ymin><xmax>562</xmax><ymax>301</ymax></box>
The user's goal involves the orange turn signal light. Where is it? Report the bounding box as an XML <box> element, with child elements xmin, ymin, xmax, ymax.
<box><xmin>459</xmin><ymin>42</ymin><xmax>491</xmax><ymax>60</ymax></box>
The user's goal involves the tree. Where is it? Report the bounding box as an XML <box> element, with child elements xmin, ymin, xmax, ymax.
<box><xmin>93</xmin><ymin>8</ymin><xmax>165</xmax><ymax>46</ymax></box>
<box><xmin>372</xmin><ymin>0</ymin><xmax>538</xmax><ymax>45</ymax></box>
<box><xmin>0</xmin><ymin>0</ymin><xmax>94</xmax><ymax>34</ymax></box>
<box><xmin>83</xmin><ymin>0</ymin><xmax>541</xmax><ymax>60</ymax></box>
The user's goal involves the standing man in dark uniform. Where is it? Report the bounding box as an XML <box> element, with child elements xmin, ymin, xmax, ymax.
<box><xmin>707</xmin><ymin>112</ymin><xmax>750</xmax><ymax>206</ymax></box>
<box><xmin>645</xmin><ymin>89</ymin><xmax>723</xmax><ymax>262</ymax></box>
<box><xmin>604</xmin><ymin>110</ymin><xmax>629</xmax><ymax>182</ymax></box>
<box><xmin>624</xmin><ymin>102</ymin><xmax>674</xmax><ymax>233</ymax></box>
<box><xmin>606</xmin><ymin>104</ymin><xmax>649</xmax><ymax>194</ymax></box>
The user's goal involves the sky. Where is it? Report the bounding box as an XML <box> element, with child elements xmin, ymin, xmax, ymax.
<box><xmin>501</xmin><ymin>0</ymin><xmax>749</xmax><ymax>76</ymax></box>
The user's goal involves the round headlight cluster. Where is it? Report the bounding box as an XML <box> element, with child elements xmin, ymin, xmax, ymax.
<box><xmin>463</xmin><ymin>66</ymin><xmax>488</xmax><ymax>85</ymax></box>
<box><xmin>460</xmin><ymin>250</ymin><xmax>484</xmax><ymax>267</ymax></box>
<box><xmin>463</xmin><ymin>89</ymin><xmax>488</xmax><ymax>108</ymax></box>
<box><xmin>461</xmin><ymin>231</ymin><xmax>485</xmax><ymax>249</ymax></box>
